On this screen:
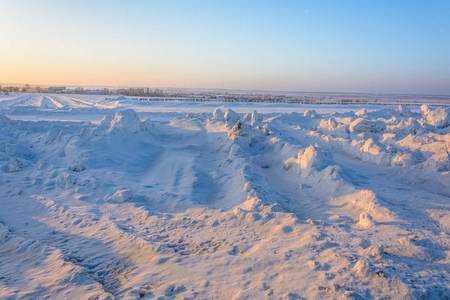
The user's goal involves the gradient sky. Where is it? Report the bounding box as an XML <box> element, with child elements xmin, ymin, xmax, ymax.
<box><xmin>1</xmin><ymin>0</ymin><xmax>449</xmax><ymax>94</ymax></box>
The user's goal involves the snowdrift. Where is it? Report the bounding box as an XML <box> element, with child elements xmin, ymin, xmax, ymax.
<box><xmin>0</xmin><ymin>95</ymin><xmax>449</xmax><ymax>299</ymax></box>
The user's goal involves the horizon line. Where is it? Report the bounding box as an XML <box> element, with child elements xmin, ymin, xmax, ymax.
<box><xmin>1</xmin><ymin>82</ymin><xmax>450</xmax><ymax>98</ymax></box>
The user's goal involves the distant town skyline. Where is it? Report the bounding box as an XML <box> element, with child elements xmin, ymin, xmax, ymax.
<box><xmin>1</xmin><ymin>0</ymin><xmax>449</xmax><ymax>95</ymax></box>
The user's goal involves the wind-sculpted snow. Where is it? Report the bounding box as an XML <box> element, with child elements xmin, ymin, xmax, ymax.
<box><xmin>0</xmin><ymin>95</ymin><xmax>449</xmax><ymax>299</ymax></box>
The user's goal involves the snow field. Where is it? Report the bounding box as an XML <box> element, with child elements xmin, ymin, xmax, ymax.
<box><xmin>0</xmin><ymin>94</ymin><xmax>449</xmax><ymax>299</ymax></box>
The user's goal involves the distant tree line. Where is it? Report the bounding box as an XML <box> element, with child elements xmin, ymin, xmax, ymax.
<box><xmin>0</xmin><ymin>84</ymin><xmax>167</xmax><ymax>97</ymax></box>
<box><xmin>115</xmin><ymin>88</ymin><xmax>164</xmax><ymax>97</ymax></box>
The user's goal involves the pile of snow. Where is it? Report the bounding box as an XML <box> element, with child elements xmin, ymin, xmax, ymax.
<box><xmin>318</xmin><ymin>117</ymin><xmax>349</xmax><ymax>136</ymax></box>
<box><xmin>335</xmin><ymin>190</ymin><xmax>396</xmax><ymax>223</ymax></box>
<box><xmin>112</xmin><ymin>95</ymin><xmax>129</xmax><ymax>101</ymax></box>
<box><xmin>395</xmin><ymin>105</ymin><xmax>413</xmax><ymax>117</ymax></box>
<box><xmin>224</xmin><ymin>108</ymin><xmax>240</xmax><ymax>124</ymax></box>
<box><xmin>392</xmin><ymin>152</ymin><xmax>419</xmax><ymax>167</ymax></box>
<box><xmin>250</xmin><ymin>110</ymin><xmax>263</xmax><ymax>126</ymax></box>
<box><xmin>107</xmin><ymin>189</ymin><xmax>133</xmax><ymax>203</ymax></box>
<box><xmin>424</xmin><ymin>106</ymin><xmax>450</xmax><ymax>128</ymax></box>
<box><xmin>424</xmin><ymin>150</ymin><xmax>450</xmax><ymax>171</ymax></box>
<box><xmin>1</xmin><ymin>157</ymin><xmax>28</xmax><ymax>173</ymax></box>
<box><xmin>349</xmin><ymin>118</ymin><xmax>386</xmax><ymax>133</ymax></box>
<box><xmin>356</xmin><ymin>212</ymin><xmax>377</xmax><ymax>229</ymax></box>
<box><xmin>100</xmin><ymin>114</ymin><xmax>114</xmax><ymax>127</ymax></box>
<box><xmin>212</xmin><ymin>108</ymin><xmax>225</xmax><ymax>121</ymax></box>
<box><xmin>283</xmin><ymin>144</ymin><xmax>335</xmax><ymax>176</ymax></box>
<box><xmin>45</xmin><ymin>128</ymin><xmax>62</xmax><ymax>143</ymax></box>
<box><xmin>303</xmin><ymin>109</ymin><xmax>317</xmax><ymax>118</ymax></box>
<box><xmin>108</xmin><ymin>109</ymin><xmax>143</xmax><ymax>133</ymax></box>
<box><xmin>228</xmin><ymin>120</ymin><xmax>251</xmax><ymax>145</ymax></box>
<box><xmin>386</xmin><ymin>119</ymin><xmax>421</xmax><ymax>135</ymax></box>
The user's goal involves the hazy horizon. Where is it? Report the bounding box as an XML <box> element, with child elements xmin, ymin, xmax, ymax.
<box><xmin>3</xmin><ymin>82</ymin><xmax>450</xmax><ymax>98</ymax></box>
<box><xmin>1</xmin><ymin>1</ymin><xmax>449</xmax><ymax>95</ymax></box>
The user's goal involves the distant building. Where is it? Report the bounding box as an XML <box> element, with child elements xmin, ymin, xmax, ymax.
<box><xmin>48</xmin><ymin>86</ymin><xmax>66</xmax><ymax>93</ymax></box>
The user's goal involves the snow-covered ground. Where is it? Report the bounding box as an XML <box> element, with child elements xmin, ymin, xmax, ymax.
<box><xmin>0</xmin><ymin>93</ymin><xmax>449</xmax><ymax>299</ymax></box>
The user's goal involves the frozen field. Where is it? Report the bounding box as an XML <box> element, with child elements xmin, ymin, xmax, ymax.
<box><xmin>0</xmin><ymin>93</ymin><xmax>449</xmax><ymax>299</ymax></box>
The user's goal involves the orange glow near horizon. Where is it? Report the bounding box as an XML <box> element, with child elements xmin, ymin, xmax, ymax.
<box><xmin>1</xmin><ymin>1</ymin><xmax>449</xmax><ymax>94</ymax></box>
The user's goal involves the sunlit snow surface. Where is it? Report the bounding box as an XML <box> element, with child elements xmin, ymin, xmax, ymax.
<box><xmin>0</xmin><ymin>93</ymin><xmax>449</xmax><ymax>299</ymax></box>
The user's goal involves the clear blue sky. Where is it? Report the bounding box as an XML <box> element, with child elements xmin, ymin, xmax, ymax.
<box><xmin>1</xmin><ymin>0</ymin><xmax>449</xmax><ymax>94</ymax></box>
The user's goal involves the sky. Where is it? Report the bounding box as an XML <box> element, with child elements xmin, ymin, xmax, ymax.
<box><xmin>1</xmin><ymin>0</ymin><xmax>449</xmax><ymax>95</ymax></box>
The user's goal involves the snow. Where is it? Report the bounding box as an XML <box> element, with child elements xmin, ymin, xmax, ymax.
<box><xmin>0</xmin><ymin>93</ymin><xmax>449</xmax><ymax>299</ymax></box>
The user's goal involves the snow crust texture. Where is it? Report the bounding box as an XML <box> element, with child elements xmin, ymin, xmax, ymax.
<box><xmin>0</xmin><ymin>94</ymin><xmax>449</xmax><ymax>299</ymax></box>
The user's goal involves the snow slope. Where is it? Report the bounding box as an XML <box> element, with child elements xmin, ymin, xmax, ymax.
<box><xmin>0</xmin><ymin>94</ymin><xmax>449</xmax><ymax>299</ymax></box>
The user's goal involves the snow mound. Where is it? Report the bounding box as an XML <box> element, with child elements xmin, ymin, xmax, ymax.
<box><xmin>318</xmin><ymin>117</ymin><xmax>349</xmax><ymax>136</ymax></box>
<box><xmin>421</xmin><ymin>105</ymin><xmax>431</xmax><ymax>117</ymax></box>
<box><xmin>396</xmin><ymin>105</ymin><xmax>413</xmax><ymax>117</ymax></box>
<box><xmin>392</xmin><ymin>152</ymin><xmax>418</xmax><ymax>167</ymax></box>
<box><xmin>303</xmin><ymin>109</ymin><xmax>317</xmax><ymax>118</ymax></box>
<box><xmin>64</xmin><ymin>137</ymin><xmax>87</xmax><ymax>171</ymax></box>
<box><xmin>349</xmin><ymin>118</ymin><xmax>386</xmax><ymax>133</ymax></box>
<box><xmin>423</xmin><ymin>150</ymin><xmax>450</xmax><ymax>172</ymax></box>
<box><xmin>297</xmin><ymin>144</ymin><xmax>333</xmax><ymax>170</ymax></box>
<box><xmin>425</xmin><ymin>107</ymin><xmax>450</xmax><ymax>128</ymax></box>
<box><xmin>224</xmin><ymin>108</ymin><xmax>240</xmax><ymax>124</ymax></box>
<box><xmin>228</xmin><ymin>120</ymin><xmax>251</xmax><ymax>145</ymax></box>
<box><xmin>109</xmin><ymin>109</ymin><xmax>142</xmax><ymax>133</ymax></box>
<box><xmin>359</xmin><ymin>138</ymin><xmax>391</xmax><ymax>165</ymax></box>
<box><xmin>2</xmin><ymin>157</ymin><xmax>28</xmax><ymax>173</ymax></box>
<box><xmin>5</xmin><ymin>143</ymin><xmax>34</xmax><ymax>159</ymax></box>
<box><xmin>352</xmin><ymin>259</ymin><xmax>372</xmax><ymax>278</ymax></box>
<box><xmin>46</xmin><ymin>128</ymin><xmax>62</xmax><ymax>143</ymax></box>
<box><xmin>212</xmin><ymin>108</ymin><xmax>225</xmax><ymax>121</ymax></box>
<box><xmin>105</xmin><ymin>109</ymin><xmax>152</xmax><ymax>134</ymax></box>
<box><xmin>356</xmin><ymin>212</ymin><xmax>377</xmax><ymax>229</ymax></box>
<box><xmin>338</xmin><ymin>190</ymin><xmax>396</xmax><ymax>223</ymax></box>
<box><xmin>100</xmin><ymin>115</ymin><xmax>114</xmax><ymax>127</ymax></box>
<box><xmin>387</xmin><ymin>119</ymin><xmax>420</xmax><ymax>135</ymax></box>
<box><xmin>112</xmin><ymin>95</ymin><xmax>128</xmax><ymax>101</ymax></box>
<box><xmin>251</xmin><ymin>110</ymin><xmax>263</xmax><ymax>126</ymax></box>
<box><xmin>283</xmin><ymin>145</ymin><xmax>334</xmax><ymax>176</ymax></box>
<box><xmin>57</xmin><ymin>173</ymin><xmax>77</xmax><ymax>189</ymax></box>
<box><xmin>107</xmin><ymin>189</ymin><xmax>133</xmax><ymax>203</ymax></box>
<box><xmin>355</xmin><ymin>108</ymin><xmax>367</xmax><ymax>116</ymax></box>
